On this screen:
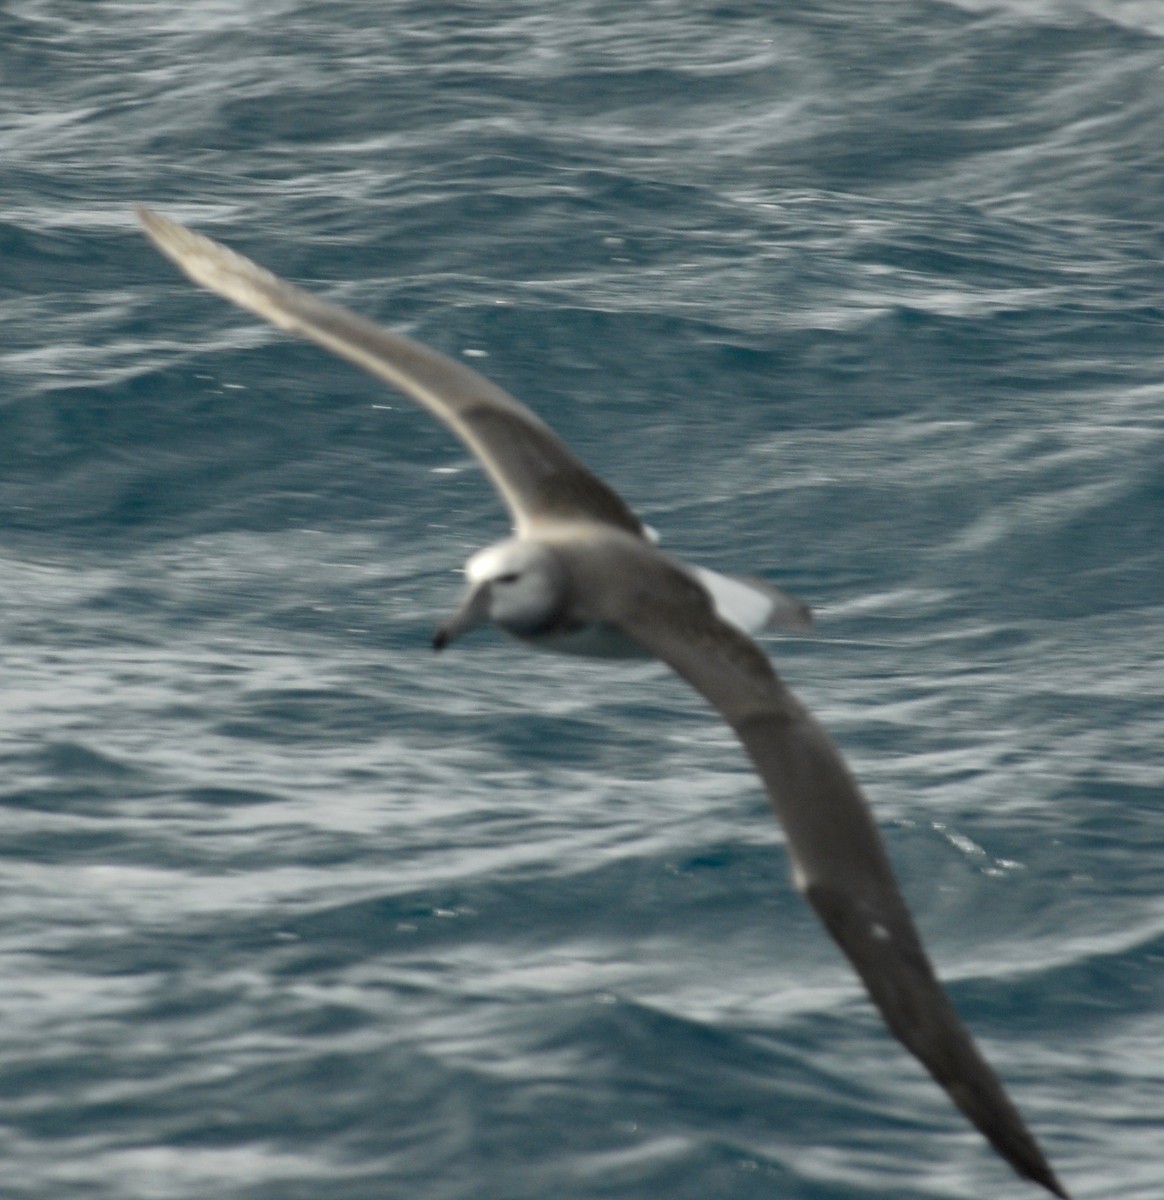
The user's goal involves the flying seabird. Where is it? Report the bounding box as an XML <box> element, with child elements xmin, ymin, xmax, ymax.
<box><xmin>136</xmin><ymin>205</ymin><xmax>1070</xmax><ymax>1198</ymax></box>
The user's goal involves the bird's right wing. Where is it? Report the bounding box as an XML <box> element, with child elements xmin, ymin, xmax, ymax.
<box><xmin>136</xmin><ymin>207</ymin><xmax>645</xmax><ymax>539</ymax></box>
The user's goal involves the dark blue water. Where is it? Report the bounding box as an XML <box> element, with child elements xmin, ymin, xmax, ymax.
<box><xmin>2</xmin><ymin>3</ymin><xmax>1162</xmax><ymax>1197</ymax></box>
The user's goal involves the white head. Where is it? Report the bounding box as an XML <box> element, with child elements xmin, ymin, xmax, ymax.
<box><xmin>433</xmin><ymin>538</ymin><xmax>570</xmax><ymax>649</ymax></box>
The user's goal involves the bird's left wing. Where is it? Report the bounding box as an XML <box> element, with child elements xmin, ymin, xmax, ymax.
<box><xmin>603</xmin><ymin>556</ymin><xmax>1067</xmax><ymax>1198</ymax></box>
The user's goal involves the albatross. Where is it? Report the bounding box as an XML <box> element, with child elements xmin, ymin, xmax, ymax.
<box><xmin>136</xmin><ymin>205</ymin><xmax>1070</xmax><ymax>1198</ymax></box>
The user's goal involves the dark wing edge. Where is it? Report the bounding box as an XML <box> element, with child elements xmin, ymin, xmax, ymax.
<box><xmin>610</xmin><ymin>576</ymin><xmax>1069</xmax><ymax>1199</ymax></box>
<box><xmin>134</xmin><ymin>205</ymin><xmax>644</xmax><ymax>538</ymax></box>
<box><xmin>736</xmin><ymin>712</ymin><xmax>1070</xmax><ymax>1200</ymax></box>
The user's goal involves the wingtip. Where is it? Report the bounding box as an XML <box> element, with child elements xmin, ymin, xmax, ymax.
<box><xmin>134</xmin><ymin>203</ymin><xmax>191</xmax><ymax>264</ymax></box>
<box><xmin>134</xmin><ymin>202</ymin><xmax>166</xmax><ymax>236</ymax></box>
<box><xmin>1037</xmin><ymin>1167</ymin><xmax>1071</xmax><ymax>1200</ymax></box>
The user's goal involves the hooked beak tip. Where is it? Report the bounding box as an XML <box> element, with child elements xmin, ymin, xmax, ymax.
<box><xmin>432</xmin><ymin>581</ymin><xmax>490</xmax><ymax>652</ymax></box>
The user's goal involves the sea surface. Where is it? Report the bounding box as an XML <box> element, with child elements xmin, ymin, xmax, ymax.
<box><xmin>2</xmin><ymin>2</ymin><xmax>1163</xmax><ymax>1198</ymax></box>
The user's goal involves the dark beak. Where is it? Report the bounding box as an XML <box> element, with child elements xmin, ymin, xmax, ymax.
<box><xmin>432</xmin><ymin>582</ymin><xmax>491</xmax><ymax>651</ymax></box>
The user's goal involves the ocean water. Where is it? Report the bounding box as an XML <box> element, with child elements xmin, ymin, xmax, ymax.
<box><xmin>2</xmin><ymin>2</ymin><xmax>1163</xmax><ymax>1197</ymax></box>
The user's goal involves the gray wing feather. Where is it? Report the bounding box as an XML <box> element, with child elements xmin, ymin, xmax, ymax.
<box><xmin>606</xmin><ymin>560</ymin><xmax>1068</xmax><ymax>1198</ymax></box>
<box><xmin>136</xmin><ymin>206</ymin><xmax>644</xmax><ymax>537</ymax></box>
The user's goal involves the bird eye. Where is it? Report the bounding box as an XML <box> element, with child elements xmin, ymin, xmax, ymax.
<box><xmin>495</xmin><ymin>572</ymin><xmax>519</xmax><ymax>584</ymax></box>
